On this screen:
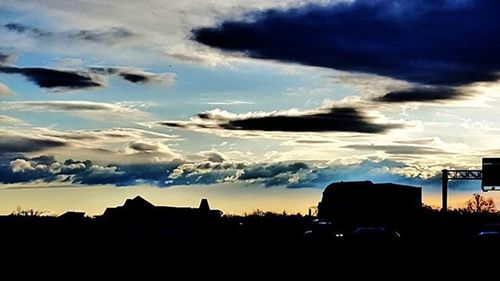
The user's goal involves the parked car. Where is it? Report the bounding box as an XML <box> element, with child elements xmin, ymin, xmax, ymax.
<box><xmin>476</xmin><ymin>223</ymin><xmax>500</xmax><ymax>240</ymax></box>
<box><xmin>303</xmin><ymin>219</ymin><xmax>345</xmax><ymax>240</ymax></box>
<box><xmin>351</xmin><ymin>226</ymin><xmax>401</xmax><ymax>242</ymax></box>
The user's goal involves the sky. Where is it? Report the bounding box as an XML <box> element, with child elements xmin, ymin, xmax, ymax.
<box><xmin>1</xmin><ymin>0</ymin><xmax>500</xmax><ymax>215</ymax></box>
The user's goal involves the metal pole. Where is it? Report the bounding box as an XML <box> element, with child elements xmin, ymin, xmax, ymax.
<box><xmin>441</xmin><ymin>169</ymin><xmax>448</xmax><ymax>212</ymax></box>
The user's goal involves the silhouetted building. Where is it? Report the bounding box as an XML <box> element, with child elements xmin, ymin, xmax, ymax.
<box><xmin>97</xmin><ymin>196</ymin><xmax>223</xmax><ymax>239</ymax></box>
<box><xmin>102</xmin><ymin>196</ymin><xmax>222</xmax><ymax>220</ymax></box>
<box><xmin>318</xmin><ymin>181</ymin><xmax>422</xmax><ymax>224</ymax></box>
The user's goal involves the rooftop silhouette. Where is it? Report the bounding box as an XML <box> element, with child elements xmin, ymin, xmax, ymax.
<box><xmin>101</xmin><ymin>196</ymin><xmax>222</xmax><ymax>224</ymax></box>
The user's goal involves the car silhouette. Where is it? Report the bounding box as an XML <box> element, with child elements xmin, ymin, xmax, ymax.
<box><xmin>303</xmin><ymin>219</ymin><xmax>345</xmax><ymax>240</ymax></box>
<box><xmin>476</xmin><ymin>223</ymin><xmax>500</xmax><ymax>240</ymax></box>
<box><xmin>351</xmin><ymin>226</ymin><xmax>401</xmax><ymax>242</ymax></box>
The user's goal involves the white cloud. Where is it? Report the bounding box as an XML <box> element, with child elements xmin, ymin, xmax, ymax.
<box><xmin>0</xmin><ymin>0</ymin><xmax>327</xmax><ymax>64</ymax></box>
<box><xmin>196</xmin><ymin>150</ymin><xmax>226</xmax><ymax>163</ymax></box>
<box><xmin>10</xmin><ymin>159</ymin><xmax>35</xmax><ymax>173</ymax></box>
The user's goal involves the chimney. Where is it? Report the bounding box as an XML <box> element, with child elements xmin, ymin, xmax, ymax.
<box><xmin>199</xmin><ymin>198</ymin><xmax>210</xmax><ymax>213</ymax></box>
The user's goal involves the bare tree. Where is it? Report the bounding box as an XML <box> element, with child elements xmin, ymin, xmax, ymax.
<box><xmin>466</xmin><ymin>194</ymin><xmax>496</xmax><ymax>213</ymax></box>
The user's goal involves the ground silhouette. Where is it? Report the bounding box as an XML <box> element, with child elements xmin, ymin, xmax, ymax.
<box><xmin>1</xmin><ymin>182</ymin><xmax>500</xmax><ymax>275</ymax></box>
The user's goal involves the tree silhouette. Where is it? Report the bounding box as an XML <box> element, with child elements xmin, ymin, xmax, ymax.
<box><xmin>466</xmin><ymin>194</ymin><xmax>496</xmax><ymax>213</ymax></box>
<box><xmin>10</xmin><ymin>206</ymin><xmax>47</xmax><ymax>217</ymax></box>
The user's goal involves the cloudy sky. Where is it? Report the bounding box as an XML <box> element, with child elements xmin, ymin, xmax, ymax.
<box><xmin>1</xmin><ymin>0</ymin><xmax>499</xmax><ymax>215</ymax></box>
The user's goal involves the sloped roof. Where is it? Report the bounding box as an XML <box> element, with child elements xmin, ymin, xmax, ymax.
<box><xmin>123</xmin><ymin>196</ymin><xmax>155</xmax><ymax>209</ymax></box>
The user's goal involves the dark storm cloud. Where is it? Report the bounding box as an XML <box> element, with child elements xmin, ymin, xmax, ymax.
<box><xmin>160</xmin><ymin>107</ymin><xmax>403</xmax><ymax>134</ymax></box>
<box><xmin>374</xmin><ymin>87</ymin><xmax>467</xmax><ymax>103</ymax></box>
<box><xmin>193</xmin><ymin>0</ymin><xmax>500</xmax><ymax>86</ymax></box>
<box><xmin>0</xmin><ymin>66</ymin><xmax>103</xmax><ymax>90</ymax></box>
<box><xmin>4</xmin><ymin>23</ymin><xmax>133</xmax><ymax>44</ymax></box>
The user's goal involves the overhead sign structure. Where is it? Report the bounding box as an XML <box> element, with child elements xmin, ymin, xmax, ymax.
<box><xmin>482</xmin><ymin>158</ymin><xmax>500</xmax><ymax>191</ymax></box>
<box><xmin>440</xmin><ymin>157</ymin><xmax>500</xmax><ymax>212</ymax></box>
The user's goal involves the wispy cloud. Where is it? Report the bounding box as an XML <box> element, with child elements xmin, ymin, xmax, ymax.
<box><xmin>88</xmin><ymin>67</ymin><xmax>175</xmax><ymax>86</ymax></box>
<box><xmin>0</xmin><ymin>115</ymin><xmax>24</xmax><ymax>125</ymax></box>
<box><xmin>1</xmin><ymin>100</ymin><xmax>151</xmax><ymax>121</ymax></box>
<box><xmin>0</xmin><ymin>126</ymin><xmax>182</xmax><ymax>164</ymax></box>
<box><xmin>0</xmin><ymin>82</ymin><xmax>15</xmax><ymax>96</ymax></box>
<box><xmin>4</xmin><ymin>23</ymin><xmax>134</xmax><ymax>45</ymax></box>
<box><xmin>206</xmin><ymin>100</ymin><xmax>255</xmax><ymax>105</ymax></box>
<box><xmin>344</xmin><ymin>144</ymin><xmax>452</xmax><ymax>156</ymax></box>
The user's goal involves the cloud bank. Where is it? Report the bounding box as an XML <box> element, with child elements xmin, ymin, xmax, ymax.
<box><xmin>0</xmin><ymin>154</ymin><xmax>450</xmax><ymax>190</ymax></box>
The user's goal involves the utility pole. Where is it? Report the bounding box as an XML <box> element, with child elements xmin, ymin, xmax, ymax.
<box><xmin>441</xmin><ymin>169</ymin><xmax>448</xmax><ymax>212</ymax></box>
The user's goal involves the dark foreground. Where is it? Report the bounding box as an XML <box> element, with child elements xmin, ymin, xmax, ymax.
<box><xmin>1</xmin><ymin>210</ymin><xmax>500</xmax><ymax>276</ymax></box>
